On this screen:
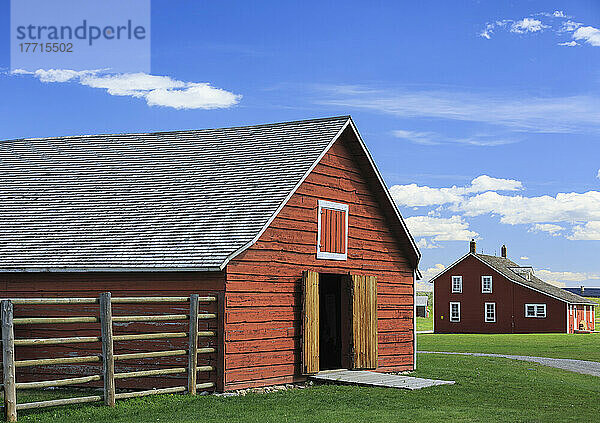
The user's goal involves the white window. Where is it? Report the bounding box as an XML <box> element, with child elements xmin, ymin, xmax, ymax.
<box><xmin>525</xmin><ymin>304</ymin><xmax>546</xmax><ymax>318</ymax></box>
<box><xmin>481</xmin><ymin>276</ymin><xmax>492</xmax><ymax>293</ymax></box>
<box><xmin>451</xmin><ymin>276</ymin><xmax>462</xmax><ymax>293</ymax></box>
<box><xmin>316</xmin><ymin>200</ymin><xmax>348</xmax><ymax>260</ymax></box>
<box><xmin>485</xmin><ymin>302</ymin><xmax>496</xmax><ymax>322</ymax></box>
<box><xmin>450</xmin><ymin>302</ymin><xmax>460</xmax><ymax>322</ymax></box>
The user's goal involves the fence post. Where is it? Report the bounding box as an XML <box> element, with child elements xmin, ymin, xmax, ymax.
<box><xmin>216</xmin><ymin>292</ymin><xmax>225</xmax><ymax>392</ymax></box>
<box><xmin>99</xmin><ymin>292</ymin><xmax>115</xmax><ymax>406</ymax></box>
<box><xmin>2</xmin><ymin>300</ymin><xmax>17</xmax><ymax>422</ymax></box>
<box><xmin>187</xmin><ymin>294</ymin><xmax>199</xmax><ymax>395</ymax></box>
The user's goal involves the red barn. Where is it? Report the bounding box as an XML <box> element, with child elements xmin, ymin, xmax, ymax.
<box><xmin>0</xmin><ymin>116</ymin><xmax>420</xmax><ymax>391</ymax></box>
<box><xmin>432</xmin><ymin>241</ymin><xmax>595</xmax><ymax>334</ymax></box>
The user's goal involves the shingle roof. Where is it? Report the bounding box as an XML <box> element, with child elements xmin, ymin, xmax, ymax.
<box><xmin>0</xmin><ymin>116</ymin><xmax>356</xmax><ymax>271</ymax></box>
<box><xmin>474</xmin><ymin>254</ymin><xmax>595</xmax><ymax>305</ymax></box>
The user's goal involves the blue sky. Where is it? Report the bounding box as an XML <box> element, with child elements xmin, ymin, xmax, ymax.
<box><xmin>1</xmin><ymin>1</ymin><xmax>599</xmax><ymax>289</ymax></box>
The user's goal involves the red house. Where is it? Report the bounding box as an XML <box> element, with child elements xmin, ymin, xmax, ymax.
<box><xmin>432</xmin><ymin>241</ymin><xmax>595</xmax><ymax>334</ymax></box>
<box><xmin>0</xmin><ymin>116</ymin><xmax>420</xmax><ymax>391</ymax></box>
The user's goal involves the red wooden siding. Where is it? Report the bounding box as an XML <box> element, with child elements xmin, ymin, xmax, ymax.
<box><xmin>321</xmin><ymin>207</ymin><xmax>346</xmax><ymax>254</ymax></box>
<box><xmin>434</xmin><ymin>255</ymin><xmax>567</xmax><ymax>333</ymax></box>
<box><xmin>0</xmin><ymin>271</ymin><xmax>224</xmax><ymax>389</ymax></box>
<box><xmin>224</xmin><ymin>127</ymin><xmax>415</xmax><ymax>391</ymax></box>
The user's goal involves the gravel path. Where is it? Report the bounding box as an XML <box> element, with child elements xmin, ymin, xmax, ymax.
<box><xmin>418</xmin><ymin>351</ymin><xmax>600</xmax><ymax>377</ymax></box>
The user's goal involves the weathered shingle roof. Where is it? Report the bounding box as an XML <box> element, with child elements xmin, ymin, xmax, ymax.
<box><xmin>0</xmin><ymin>116</ymin><xmax>356</xmax><ymax>271</ymax></box>
<box><xmin>474</xmin><ymin>254</ymin><xmax>595</xmax><ymax>305</ymax></box>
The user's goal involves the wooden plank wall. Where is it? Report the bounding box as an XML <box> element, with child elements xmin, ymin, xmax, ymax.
<box><xmin>351</xmin><ymin>275</ymin><xmax>378</xmax><ymax>369</ymax></box>
<box><xmin>225</xmin><ymin>128</ymin><xmax>415</xmax><ymax>391</ymax></box>
<box><xmin>0</xmin><ymin>272</ymin><xmax>224</xmax><ymax>390</ymax></box>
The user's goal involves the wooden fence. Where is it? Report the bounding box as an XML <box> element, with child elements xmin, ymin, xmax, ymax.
<box><xmin>0</xmin><ymin>293</ymin><xmax>223</xmax><ymax>422</ymax></box>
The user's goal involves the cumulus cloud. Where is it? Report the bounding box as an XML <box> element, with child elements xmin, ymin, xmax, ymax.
<box><xmin>416</xmin><ymin>238</ymin><xmax>441</xmax><ymax>249</ymax></box>
<box><xmin>404</xmin><ymin>215</ymin><xmax>478</xmax><ymax>242</ymax></box>
<box><xmin>460</xmin><ymin>191</ymin><xmax>600</xmax><ymax>225</ymax></box>
<box><xmin>511</xmin><ymin>18</ymin><xmax>547</xmax><ymax>33</ymax></box>
<box><xmin>568</xmin><ymin>221</ymin><xmax>600</xmax><ymax>240</ymax></box>
<box><xmin>390</xmin><ymin>175</ymin><xmax>522</xmax><ymax>207</ymax></box>
<box><xmin>421</xmin><ymin>263</ymin><xmax>446</xmax><ymax>282</ymax></box>
<box><xmin>536</xmin><ymin>269</ymin><xmax>600</xmax><ymax>287</ymax></box>
<box><xmin>528</xmin><ymin>223</ymin><xmax>563</xmax><ymax>236</ymax></box>
<box><xmin>558</xmin><ymin>41</ymin><xmax>578</xmax><ymax>47</ymax></box>
<box><xmin>597</xmin><ymin>169</ymin><xmax>600</xmax><ymax>179</ymax></box>
<box><xmin>520</xmin><ymin>256</ymin><xmax>530</xmax><ymax>260</ymax></box>
<box><xmin>561</xmin><ymin>20</ymin><xmax>582</xmax><ymax>32</ymax></box>
<box><xmin>573</xmin><ymin>26</ymin><xmax>600</xmax><ymax>47</ymax></box>
<box><xmin>12</xmin><ymin>69</ymin><xmax>241</xmax><ymax>110</ymax></box>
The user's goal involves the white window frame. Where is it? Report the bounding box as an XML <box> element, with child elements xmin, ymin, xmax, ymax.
<box><xmin>451</xmin><ymin>276</ymin><xmax>463</xmax><ymax>293</ymax></box>
<box><xmin>485</xmin><ymin>302</ymin><xmax>496</xmax><ymax>323</ymax></box>
<box><xmin>316</xmin><ymin>200</ymin><xmax>349</xmax><ymax>261</ymax></box>
<box><xmin>525</xmin><ymin>303</ymin><xmax>546</xmax><ymax>318</ymax></box>
<box><xmin>481</xmin><ymin>276</ymin><xmax>493</xmax><ymax>293</ymax></box>
<box><xmin>450</xmin><ymin>302</ymin><xmax>460</xmax><ymax>322</ymax></box>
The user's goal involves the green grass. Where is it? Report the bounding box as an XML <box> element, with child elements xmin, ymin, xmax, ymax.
<box><xmin>416</xmin><ymin>292</ymin><xmax>433</xmax><ymax>331</ymax></box>
<box><xmin>418</xmin><ymin>332</ymin><xmax>600</xmax><ymax>362</ymax></box>
<box><xmin>14</xmin><ymin>354</ymin><xmax>600</xmax><ymax>422</ymax></box>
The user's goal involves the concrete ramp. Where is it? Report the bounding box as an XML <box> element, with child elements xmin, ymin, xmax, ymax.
<box><xmin>310</xmin><ymin>369</ymin><xmax>454</xmax><ymax>390</ymax></box>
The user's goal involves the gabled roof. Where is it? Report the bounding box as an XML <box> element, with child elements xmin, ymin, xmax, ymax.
<box><xmin>0</xmin><ymin>116</ymin><xmax>419</xmax><ymax>272</ymax></box>
<box><xmin>430</xmin><ymin>253</ymin><xmax>595</xmax><ymax>305</ymax></box>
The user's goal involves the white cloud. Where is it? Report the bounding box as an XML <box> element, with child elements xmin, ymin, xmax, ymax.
<box><xmin>568</xmin><ymin>221</ymin><xmax>600</xmax><ymax>240</ymax></box>
<box><xmin>573</xmin><ymin>26</ymin><xmax>600</xmax><ymax>47</ymax></box>
<box><xmin>561</xmin><ymin>20</ymin><xmax>582</xmax><ymax>32</ymax></box>
<box><xmin>597</xmin><ymin>169</ymin><xmax>600</xmax><ymax>179</ymax></box>
<box><xmin>392</xmin><ymin>129</ymin><xmax>518</xmax><ymax>146</ymax></box>
<box><xmin>536</xmin><ymin>269</ymin><xmax>600</xmax><ymax>287</ymax></box>
<box><xmin>553</xmin><ymin>11</ymin><xmax>567</xmax><ymax>18</ymax></box>
<box><xmin>421</xmin><ymin>263</ymin><xmax>446</xmax><ymax>282</ymax></box>
<box><xmin>528</xmin><ymin>223</ymin><xmax>563</xmax><ymax>236</ymax></box>
<box><xmin>405</xmin><ymin>215</ymin><xmax>478</xmax><ymax>242</ymax></box>
<box><xmin>390</xmin><ymin>175</ymin><xmax>522</xmax><ymax>207</ymax></box>
<box><xmin>511</xmin><ymin>18</ymin><xmax>547</xmax><ymax>33</ymax></box>
<box><xmin>416</xmin><ymin>238</ymin><xmax>440</xmax><ymax>249</ymax></box>
<box><xmin>459</xmin><ymin>190</ymin><xmax>600</xmax><ymax>225</ymax></box>
<box><xmin>558</xmin><ymin>41</ymin><xmax>578</xmax><ymax>47</ymax></box>
<box><xmin>317</xmin><ymin>85</ymin><xmax>600</xmax><ymax>134</ymax></box>
<box><xmin>12</xmin><ymin>69</ymin><xmax>241</xmax><ymax>110</ymax></box>
<box><xmin>520</xmin><ymin>256</ymin><xmax>530</xmax><ymax>260</ymax></box>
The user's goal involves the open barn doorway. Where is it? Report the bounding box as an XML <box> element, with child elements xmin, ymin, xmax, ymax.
<box><xmin>319</xmin><ymin>273</ymin><xmax>344</xmax><ymax>370</ymax></box>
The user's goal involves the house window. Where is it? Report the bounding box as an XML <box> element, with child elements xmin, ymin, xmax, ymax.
<box><xmin>485</xmin><ymin>302</ymin><xmax>496</xmax><ymax>322</ymax></box>
<box><xmin>451</xmin><ymin>276</ymin><xmax>462</xmax><ymax>293</ymax></box>
<box><xmin>481</xmin><ymin>276</ymin><xmax>493</xmax><ymax>293</ymax></box>
<box><xmin>317</xmin><ymin>200</ymin><xmax>348</xmax><ymax>260</ymax></box>
<box><xmin>450</xmin><ymin>302</ymin><xmax>460</xmax><ymax>322</ymax></box>
<box><xmin>525</xmin><ymin>304</ymin><xmax>546</xmax><ymax>318</ymax></box>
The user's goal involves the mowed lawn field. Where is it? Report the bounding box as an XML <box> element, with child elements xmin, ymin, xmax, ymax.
<box><xmin>12</xmin><ymin>353</ymin><xmax>600</xmax><ymax>423</ymax></box>
<box><xmin>418</xmin><ymin>333</ymin><xmax>600</xmax><ymax>362</ymax></box>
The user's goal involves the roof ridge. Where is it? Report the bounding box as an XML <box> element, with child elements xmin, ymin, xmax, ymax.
<box><xmin>1</xmin><ymin>115</ymin><xmax>352</xmax><ymax>144</ymax></box>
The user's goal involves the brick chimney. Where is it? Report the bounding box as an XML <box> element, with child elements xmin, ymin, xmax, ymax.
<box><xmin>501</xmin><ymin>244</ymin><xmax>507</xmax><ymax>258</ymax></box>
<box><xmin>469</xmin><ymin>239</ymin><xmax>476</xmax><ymax>254</ymax></box>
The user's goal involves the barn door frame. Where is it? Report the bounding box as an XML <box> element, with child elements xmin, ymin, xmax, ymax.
<box><xmin>301</xmin><ymin>270</ymin><xmax>320</xmax><ymax>374</ymax></box>
<box><xmin>349</xmin><ymin>274</ymin><xmax>378</xmax><ymax>370</ymax></box>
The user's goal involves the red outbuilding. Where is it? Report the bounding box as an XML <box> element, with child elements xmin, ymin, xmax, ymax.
<box><xmin>432</xmin><ymin>241</ymin><xmax>595</xmax><ymax>334</ymax></box>
<box><xmin>0</xmin><ymin>116</ymin><xmax>420</xmax><ymax>391</ymax></box>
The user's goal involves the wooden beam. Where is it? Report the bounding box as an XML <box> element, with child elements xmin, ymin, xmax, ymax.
<box><xmin>16</xmin><ymin>375</ymin><xmax>102</xmax><ymax>389</ymax></box>
<box><xmin>15</xmin><ymin>355</ymin><xmax>101</xmax><ymax>368</ymax></box>
<box><xmin>2</xmin><ymin>300</ymin><xmax>17</xmax><ymax>422</ymax></box>
<box><xmin>14</xmin><ymin>336</ymin><xmax>101</xmax><ymax>346</ymax></box>
<box><xmin>114</xmin><ymin>386</ymin><xmax>186</xmax><ymax>400</ymax></box>
<box><xmin>100</xmin><ymin>292</ymin><xmax>116</xmax><ymax>407</ymax></box>
<box><xmin>17</xmin><ymin>396</ymin><xmax>102</xmax><ymax>411</ymax></box>
<box><xmin>114</xmin><ymin>349</ymin><xmax>188</xmax><ymax>361</ymax></box>
<box><xmin>13</xmin><ymin>316</ymin><xmax>98</xmax><ymax>325</ymax></box>
<box><xmin>188</xmin><ymin>294</ymin><xmax>199</xmax><ymax>395</ymax></box>
<box><xmin>114</xmin><ymin>367</ymin><xmax>188</xmax><ymax>380</ymax></box>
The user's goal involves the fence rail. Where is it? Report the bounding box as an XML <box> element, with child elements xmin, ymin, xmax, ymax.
<box><xmin>0</xmin><ymin>292</ymin><xmax>221</xmax><ymax>422</ymax></box>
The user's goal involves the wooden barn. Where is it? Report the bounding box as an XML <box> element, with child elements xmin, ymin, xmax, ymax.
<box><xmin>432</xmin><ymin>240</ymin><xmax>595</xmax><ymax>334</ymax></box>
<box><xmin>0</xmin><ymin>116</ymin><xmax>421</xmax><ymax>392</ymax></box>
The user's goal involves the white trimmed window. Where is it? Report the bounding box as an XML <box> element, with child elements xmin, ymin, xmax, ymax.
<box><xmin>316</xmin><ymin>200</ymin><xmax>348</xmax><ymax>260</ymax></box>
<box><xmin>450</xmin><ymin>302</ymin><xmax>460</xmax><ymax>322</ymax></box>
<box><xmin>525</xmin><ymin>304</ymin><xmax>546</xmax><ymax>318</ymax></box>
<box><xmin>485</xmin><ymin>302</ymin><xmax>496</xmax><ymax>322</ymax></box>
<box><xmin>481</xmin><ymin>276</ymin><xmax>492</xmax><ymax>293</ymax></box>
<box><xmin>451</xmin><ymin>276</ymin><xmax>463</xmax><ymax>293</ymax></box>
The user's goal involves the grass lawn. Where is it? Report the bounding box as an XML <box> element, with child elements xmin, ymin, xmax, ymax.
<box><xmin>13</xmin><ymin>354</ymin><xmax>600</xmax><ymax>422</ymax></box>
<box><xmin>418</xmin><ymin>333</ymin><xmax>600</xmax><ymax>362</ymax></box>
<box><xmin>416</xmin><ymin>291</ymin><xmax>433</xmax><ymax>331</ymax></box>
